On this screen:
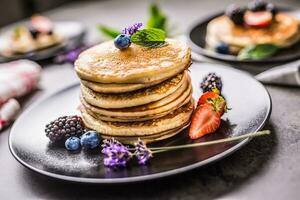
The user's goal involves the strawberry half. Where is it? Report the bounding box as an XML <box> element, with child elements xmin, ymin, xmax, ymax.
<box><xmin>244</xmin><ymin>11</ymin><xmax>273</xmax><ymax>28</ymax></box>
<box><xmin>189</xmin><ymin>104</ymin><xmax>221</xmax><ymax>139</ymax></box>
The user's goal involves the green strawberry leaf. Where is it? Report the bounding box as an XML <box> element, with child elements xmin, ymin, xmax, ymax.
<box><xmin>238</xmin><ymin>44</ymin><xmax>279</xmax><ymax>60</ymax></box>
<box><xmin>98</xmin><ymin>25</ymin><xmax>121</xmax><ymax>38</ymax></box>
<box><xmin>146</xmin><ymin>3</ymin><xmax>167</xmax><ymax>32</ymax></box>
<box><xmin>131</xmin><ymin>28</ymin><xmax>166</xmax><ymax>48</ymax></box>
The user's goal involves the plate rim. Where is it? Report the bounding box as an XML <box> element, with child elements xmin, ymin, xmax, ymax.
<box><xmin>187</xmin><ymin>8</ymin><xmax>300</xmax><ymax>64</ymax></box>
<box><xmin>8</xmin><ymin>65</ymin><xmax>272</xmax><ymax>184</ymax></box>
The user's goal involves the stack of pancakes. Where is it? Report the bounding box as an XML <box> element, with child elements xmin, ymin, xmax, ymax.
<box><xmin>75</xmin><ymin>39</ymin><xmax>194</xmax><ymax>144</ymax></box>
<box><xmin>206</xmin><ymin>13</ymin><xmax>300</xmax><ymax>54</ymax></box>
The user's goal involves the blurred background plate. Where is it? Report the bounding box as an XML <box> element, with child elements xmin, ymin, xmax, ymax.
<box><xmin>0</xmin><ymin>21</ymin><xmax>86</xmax><ymax>63</ymax></box>
<box><xmin>188</xmin><ymin>9</ymin><xmax>300</xmax><ymax>64</ymax></box>
<box><xmin>9</xmin><ymin>62</ymin><xmax>271</xmax><ymax>183</ymax></box>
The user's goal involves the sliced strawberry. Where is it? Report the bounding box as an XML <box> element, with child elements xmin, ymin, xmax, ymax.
<box><xmin>244</xmin><ymin>11</ymin><xmax>273</xmax><ymax>28</ymax></box>
<box><xmin>189</xmin><ymin>104</ymin><xmax>221</xmax><ymax>139</ymax></box>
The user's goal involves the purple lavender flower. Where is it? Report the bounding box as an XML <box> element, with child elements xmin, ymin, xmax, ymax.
<box><xmin>134</xmin><ymin>139</ymin><xmax>152</xmax><ymax>165</ymax></box>
<box><xmin>101</xmin><ymin>138</ymin><xmax>132</xmax><ymax>167</ymax></box>
<box><xmin>122</xmin><ymin>22</ymin><xmax>143</xmax><ymax>35</ymax></box>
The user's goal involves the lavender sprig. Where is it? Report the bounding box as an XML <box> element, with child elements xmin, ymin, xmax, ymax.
<box><xmin>122</xmin><ymin>22</ymin><xmax>143</xmax><ymax>35</ymax></box>
<box><xmin>101</xmin><ymin>130</ymin><xmax>270</xmax><ymax>168</ymax></box>
<box><xmin>54</xmin><ymin>45</ymin><xmax>88</xmax><ymax>64</ymax></box>
<box><xmin>134</xmin><ymin>139</ymin><xmax>153</xmax><ymax>165</ymax></box>
<box><xmin>101</xmin><ymin>138</ymin><xmax>132</xmax><ymax>167</ymax></box>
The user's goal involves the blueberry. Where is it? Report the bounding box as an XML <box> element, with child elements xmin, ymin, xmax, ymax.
<box><xmin>266</xmin><ymin>3</ymin><xmax>277</xmax><ymax>15</ymax></box>
<box><xmin>80</xmin><ymin>131</ymin><xmax>100</xmax><ymax>149</ymax></box>
<box><xmin>65</xmin><ymin>137</ymin><xmax>81</xmax><ymax>151</ymax></box>
<box><xmin>215</xmin><ymin>43</ymin><xmax>230</xmax><ymax>54</ymax></box>
<box><xmin>114</xmin><ymin>34</ymin><xmax>131</xmax><ymax>50</ymax></box>
<box><xmin>248</xmin><ymin>0</ymin><xmax>267</xmax><ymax>12</ymax></box>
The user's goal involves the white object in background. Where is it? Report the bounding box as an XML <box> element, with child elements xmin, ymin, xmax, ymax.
<box><xmin>0</xmin><ymin>59</ymin><xmax>41</xmax><ymax>105</ymax></box>
<box><xmin>0</xmin><ymin>99</ymin><xmax>21</xmax><ymax>130</ymax></box>
<box><xmin>256</xmin><ymin>60</ymin><xmax>300</xmax><ymax>87</ymax></box>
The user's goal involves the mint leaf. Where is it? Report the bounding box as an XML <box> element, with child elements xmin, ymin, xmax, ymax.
<box><xmin>131</xmin><ymin>28</ymin><xmax>166</xmax><ymax>48</ymax></box>
<box><xmin>98</xmin><ymin>25</ymin><xmax>121</xmax><ymax>38</ymax></box>
<box><xmin>238</xmin><ymin>44</ymin><xmax>279</xmax><ymax>60</ymax></box>
<box><xmin>146</xmin><ymin>3</ymin><xmax>167</xmax><ymax>32</ymax></box>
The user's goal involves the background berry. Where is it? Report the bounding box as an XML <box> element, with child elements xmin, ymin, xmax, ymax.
<box><xmin>226</xmin><ymin>4</ymin><xmax>246</xmax><ymax>25</ymax></box>
<box><xmin>248</xmin><ymin>0</ymin><xmax>267</xmax><ymax>12</ymax></box>
<box><xmin>215</xmin><ymin>43</ymin><xmax>230</xmax><ymax>54</ymax></box>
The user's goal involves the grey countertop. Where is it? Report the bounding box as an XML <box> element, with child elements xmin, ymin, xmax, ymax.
<box><xmin>0</xmin><ymin>0</ymin><xmax>300</xmax><ymax>199</ymax></box>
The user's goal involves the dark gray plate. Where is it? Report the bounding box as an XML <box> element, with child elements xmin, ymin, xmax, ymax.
<box><xmin>9</xmin><ymin>63</ymin><xmax>272</xmax><ymax>183</ymax></box>
<box><xmin>0</xmin><ymin>21</ymin><xmax>86</xmax><ymax>63</ymax></box>
<box><xmin>188</xmin><ymin>10</ymin><xmax>300</xmax><ymax>63</ymax></box>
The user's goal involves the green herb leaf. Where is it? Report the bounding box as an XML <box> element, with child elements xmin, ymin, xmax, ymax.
<box><xmin>238</xmin><ymin>44</ymin><xmax>279</xmax><ymax>60</ymax></box>
<box><xmin>146</xmin><ymin>3</ymin><xmax>167</xmax><ymax>32</ymax></box>
<box><xmin>131</xmin><ymin>28</ymin><xmax>166</xmax><ymax>48</ymax></box>
<box><xmin>97</xmin><ymin>25</ymin><xmax>121</xmax><ymax>38</ymax></box>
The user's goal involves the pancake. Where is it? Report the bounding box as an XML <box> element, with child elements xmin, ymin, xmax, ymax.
<box><xmin>80</xmin><ymin>100</ymin><xmax>194</xmax><ymax>137</ymax></box>
<box><xmin>101</xmin><ymin>123</ymin><xmax>190</xmax><ymax>144</ymax></box>
<box><xmin>81</xmin><ymin>71</ymin><xmax>187</xmax><ymax>109</ymax></box>
<box><xmin>75</xmin><ymin>39</ymin><xmax>191</xmax><ymax>84</ymax></box>
<box><xmin>83</xmin><ymin>88</ymin><xmax>192</xmax><ymax>122</ymax></box>
<box><xmin>206</xmin><ymin>13</ymin><xmax>300</xmax><ymax>52</ymax></box>
<box><xmin>81</xmin><ymin>76</ymin><xmax>171</xmax><ymax>94</ymax></box>
<box><xmin>81</xmin><ymin>74</ymin><xmax>191</xmax><ymax>117</ymax></box>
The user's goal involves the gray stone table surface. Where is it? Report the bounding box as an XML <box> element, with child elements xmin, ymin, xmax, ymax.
<box><xmin>0</xmin><ymin>0</ymin><xmax>299</xmax><ymax>199</ymax></box>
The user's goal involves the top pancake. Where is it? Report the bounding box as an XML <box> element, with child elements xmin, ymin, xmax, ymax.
<box><xmin>206</xmin><ymin>13</ymin><xmax>300</xmax><ymax>49</ymax></box>
<box><xmin>75</xmin><ymin>39</ymin><xmax>191</xmax><ymax>84</ymax></box>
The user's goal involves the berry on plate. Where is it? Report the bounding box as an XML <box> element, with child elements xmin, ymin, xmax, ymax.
<box><xmin>65</xmin><ymin>137</ymin><xmax>81</xmax><ymax>151</ymax></box>
<box><xmin>80</xmin><ymin>131</ymin><xmax>100</xmax><ymax>149</ymax></box>
<box><xmin>45</xmin><ymin>115</ymin><xmax>85</xmax><ymax>143</ymax></box>
<box><xmin>248</xmin><ymin>0</ymin><xmax>267</xmax><ymax>12</ymax></box>
<box><xmin>189</xmin><ymin>88</ymin><xmax>228</xmax><ymax>139</ymax></box>
<box><xmin>200</xmin><ymin>73</ymin><xmax>222</xmax><ymax>92</ymax></box>
<box><xmin>244</xmin><ymin>11</ymin><xmax>273</xmax><ymax>28</ymax></box>
<box><xmin>266</xmin><ymin>3</ymin><xmax>277</xmax><ymax>15</ymax></box>
<box><xmin>225</xmin><ymin>4</ymin><xmax>246</xmax><ymax>25</ymax></box>
<box><xmin>215</xmin><ymin>43</ymin><xmax>230</xmax><ymax>54</ymax></box>
<box><xmin>114</xmin><ymin>34</ymin><xmax>131</xmax><ymax>50</ymax></box>
<box><xmin>189</xmin><ymin>104</ymin><xmax>221</xmax><ymax>139</ymax></box>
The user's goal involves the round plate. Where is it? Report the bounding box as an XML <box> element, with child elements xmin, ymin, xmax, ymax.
<box><xmin>0</xmin><ymin>21</ymin><xmax>86</xmax><ymax>63</ymax></box>
<box><xmin>188</xmin><ymin>10</ymin><xmax>300</xmax><ymax>63</ymax></box>
<box><xmin>9</xmin><ymin>63</ymin><xmax>271</xmax><ymax>183</ymax></box>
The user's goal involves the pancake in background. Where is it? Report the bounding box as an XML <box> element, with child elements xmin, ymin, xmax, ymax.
<box><xmin>206</xmin><ymin>13</ymin><xmax>300</xmax><ymax>54</ymax></box>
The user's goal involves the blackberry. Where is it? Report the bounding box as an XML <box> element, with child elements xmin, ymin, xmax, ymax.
<box><xmin>226</xmin><ymin>4</ymin><xmax>246</xmax><ymax>25</ymax></box>
<box><xmin>248</xmin><ymin>0</ymin><xmax>267</xmax><ymax>12</ymax></box>
<box><xmin>200</xmin><ymin>73</ymin><xmax>222</xmax><ymax>92</ymax></box>
<box><xmin>45</xmin><ymin>115</ymin><xmax>85</xmax><ymax>143</ymax></box>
